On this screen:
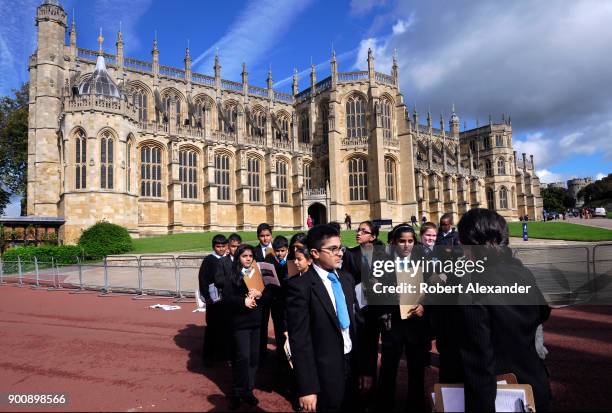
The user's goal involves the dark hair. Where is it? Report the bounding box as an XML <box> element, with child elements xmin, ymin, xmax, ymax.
<box><xmin>391</xmin><ymin>223</ymin><xmax>416</xmax><ymax>244</ymax></box>
<box><xmin>359</xmin><ymin>220</ymin><xmax>380</xmax><ymax>239</ymax></box>
<box><xmin>328</xmin><ymin>221</ymin><xmax>342</xmax><ymax>232</ymax></box>
<box><xmin>305</xmin><ymin>224</ymin><xmax>340</xmax><ymax>251</ymax></box>
<box><xmin>288</xmin><ymin>232</ymin><xmax>307</xmax><ymax>259</ymax></box>
<box><xmin>272</xmin><ymin>235</ymin><xmax>289</xmax><ymax>250</ymax></box>
<box><xmin>419</xmin><ymin>222</ymin><xmax>437</xmax><ymax>236</ymax></box>
<box><xmin>256</xmin><ymin>223</ymin><xmax>272</xmax><ymax>236</ymax></box>
<box><xmin>228</xmin><ymin>233</ymin><xmax>242</xmax><ymax>243</ymax></box>
<box><xmin>212</xmin><ymin>234</ymin><xmax>228</xmax><ymax>247</ymax></box>
<box><xmin>439</xmin><ymin>213</ymin><xmax>453</xmax><ymax>224</ymax></box>
<box><xmin>294</xmin><ymin>246</ymin><xmax>311</xmax><ymax>260</ymax></box>
<box><xmin>457</xmin><ymin>208</ymin><xmax>509</xmax><ymax>246</ymax></box>
<box><xmin>231</xmin><ymin>244</ymin><xmax>256</xmax><ymax>286</ymax></box>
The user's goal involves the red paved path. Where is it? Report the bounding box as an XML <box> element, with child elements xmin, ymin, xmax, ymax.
<box><xmin>0</xmin><ymin>286</ymin><xmax>610</xmax><ymax>412</ymax></box>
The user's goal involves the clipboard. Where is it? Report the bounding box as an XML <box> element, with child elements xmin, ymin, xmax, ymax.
<box><xmin>243</xmin><ymin>266</ymin><xmax>265</xmax><ymax>292</ymax></box>
<box><xmin>397</xmin><ymin>264</ymin><xmax>425</xmax><ymax>319</ymax></box>
<box><xmin>258</xmin><ymin>262</ymin><xmax>281</xmax><ymax>287</ymax></box>
<box><xmin>433</xmin><ymin>383</ymin><xmax>535</xmax><ymax>412</ymax></box>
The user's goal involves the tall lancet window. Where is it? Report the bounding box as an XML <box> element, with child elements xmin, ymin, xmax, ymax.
<box><xmin>100</xmin><ymin>131</ymin><xmax>114</xmax><ymax>189</ymax></box>
<box><xmin>381</xmin><ymin>100</ymin><xmax>392</xmax><ymax>139</ymax></box>
<box><xmin>346</xmin><ymin>95</ymin><xmax>367</xmax><ymax>139</ymax></box>
<box><xmin>75</xmin><ymin>131</ymin><xmax>87</xmax><ymax>190</ymax></box>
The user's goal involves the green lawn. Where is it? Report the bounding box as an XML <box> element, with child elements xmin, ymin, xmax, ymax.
<box><xmin>130</xmin><ymin>222</ymin><xmax>611</xmax><ymax>254</ymax></box>
<box><xmin>131</xmin><ymin>230</ymin><xmax>391</xmax><ymax>254</ymax></box>
<box><xmin>507</xmin><ymin>222</ymin><xmax>612</xmax><ymax>242</ymax></box>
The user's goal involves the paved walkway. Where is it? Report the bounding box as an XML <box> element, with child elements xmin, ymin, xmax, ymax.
<box><xmin>565</xmin><ymin>217</ymin><xmax>612</xmax><ymax>230</ymax></box>
<box><xmin>1</xmin><ymin>286</ymin><xmax>610</xmax><ymax>411</ymax></box>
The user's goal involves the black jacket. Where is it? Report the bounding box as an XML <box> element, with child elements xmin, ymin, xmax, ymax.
<box><xmin>253</xmin><ymin>244</ymin><xmax>271</xmax><ymax>263</ymax></box>
<box><xmin>286</xmin><ymin>267</ymin><xmax>362</xmax><ymax>407</ymax></box>
<box><xmin>435</xmin><ymin>229</ymin><xmax>460</xmax><ymax>246</ymax></box>
<box><xmin>197</xmin><ymin>254</ymin><xmax>224</xmax><ymax>303</ymax></box>
<box><xmin>223</xmin><ymin>267</ymin><xmax>273</xmax><ymax>330</ymax></box>
<box><xmin>442</xmin><ymin>254</ymin><xmax>551</xmax><ymax>411</ymax></box>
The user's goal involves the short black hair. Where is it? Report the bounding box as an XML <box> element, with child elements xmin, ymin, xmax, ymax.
<box><xmin>212</xmin><ymin>234</ymin><xmax>228</xmax><ymax>247</ymax></box>
<box><xmin>440</xmin><ymin>213</ymin><xmax>453</xmax><ymax>224</ymax></box>
<box><xmin>328</xmin><ymin>221</ymin><xmax>342</xmax><ymax>232</ymax></box>
<box><xmin>305</xmin><ymin>224</ymin><xmax>341</xmax><ymax>251</ymax></box>
<box><xmin>457</xmin><ymin>208</ymin><xmax>509</xmax><ymax>246</ymax></box>
<box><xmin>272</xmin><ymin>235</ymin><xmax>289</xmax><ymax>250</ymax></box>
<box><xmin>256</xmin><ymin>223</ymin><xmax>272</xmax><ymax>236</ymax></box>
<box><xmin>228</xmin><ymin>233</ymin><xmax>242</xmax><ymax>243</ymax></box>
<box><xmin>294</xmin><ymin>246</ymin><xmax>311</xmax><ymax>259</ymax></box>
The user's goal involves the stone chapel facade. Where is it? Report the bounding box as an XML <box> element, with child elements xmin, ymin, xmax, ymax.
<box><xmin>27</xmin><ymin>1</ymin><xmax>542</xmax><ymax>242</ymax></box>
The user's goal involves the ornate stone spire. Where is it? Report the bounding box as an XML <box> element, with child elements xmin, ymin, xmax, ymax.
<box><xmin>292</xmin><ymin>68</ymin><xmax>299</xmax><ymax>96</ymax></box>
<box><xmin>97</xmin><ymin>28</ymin><xmax>104</xmax><ymax>55</ymax></box>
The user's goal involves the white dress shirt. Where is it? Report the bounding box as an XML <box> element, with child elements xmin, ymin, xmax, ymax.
<box><xmin>312</xmin><ymin>263</ymin><xmax>352</xmax><ymax>354</ymax></box>
<box><xmin>259</xmin><ymin>244</ymin><xmax>271</xmax><ymax>259</ymax></box>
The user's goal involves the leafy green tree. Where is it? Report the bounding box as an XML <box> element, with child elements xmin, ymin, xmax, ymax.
<box><xmin>578</xmin><ymin>174</ymin><xmax>612</xmax><ymax>207</ymax></box>
<box><xmin>0</xmin><ymin>83</ymin><xmax>29</xmax><ymax>215</ymax></box>
<box><xmin>541</xmin><ymin>187</ymin><xmax>571</xmax><ymax>213</ymax></box>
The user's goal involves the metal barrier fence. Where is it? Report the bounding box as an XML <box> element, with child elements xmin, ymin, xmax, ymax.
<box><xmin>592</xmin><ymin>242</ymin><xmax>612</xmax><ymax>304</ymax></box>
<box><xmin>0</xmin><ymin>254</ymin><xmax>202</xmax><ymax>301</ymax></box>
<box><xmin>1</xmin><ymin>244</ymin><xmax>611</xmax><ymax>306</ymax></box>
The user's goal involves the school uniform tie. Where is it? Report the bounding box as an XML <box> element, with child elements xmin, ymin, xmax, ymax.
<box><xmin>327</xmin><ymin>272</ymin><xmax>350</xmax><ymax>329</ymax></box>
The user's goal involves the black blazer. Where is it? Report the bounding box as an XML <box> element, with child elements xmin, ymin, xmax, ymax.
<box><xmin>214</xmin><ymin>255</ymin><xmax>233</xmax><ymax>292</ymax></box>
<box><xmin>444</xmin><ymin>255</ymin><xmax>552</xmax><ymax>412</ymax></box>
<box><xmin>253</xmin><ymin>244</ymin><xmax>270</xmax><ymax>263</ymax></box>
<box><xmin>197</xmin><ymin>254</ymin><xmax>224</xmax><ymax>303</ymax></box>
<box><xmin>286</xmin><ymin>267</ymin><xmax>359</xmax><ymax>408</ymax></box>
<box><xmin>223</xmin><ymin>267</ymin><xmax>273</xmax><ymax>330</ymax></box>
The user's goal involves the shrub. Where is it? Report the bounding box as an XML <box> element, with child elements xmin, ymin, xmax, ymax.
<box><xmin>2</xmin><ymin>245</ymin><xmax>83</xmax><ymax>264</ymax></box>
<box><xmin>78</xmin><ymin>221</ymin><xmax>133</xmax><ymax>259</ymax></box>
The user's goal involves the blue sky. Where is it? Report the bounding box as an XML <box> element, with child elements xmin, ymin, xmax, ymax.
<box><xmin>1</xmin><ymin>0</ymin><xmax>611</xmax><ymax>216</ymax></box>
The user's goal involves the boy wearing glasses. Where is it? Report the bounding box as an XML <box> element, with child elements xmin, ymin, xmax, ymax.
<box><xmin>286</xmin><ymin>224</ymin><xmax>373</xmax><ymax>412</ymax></box>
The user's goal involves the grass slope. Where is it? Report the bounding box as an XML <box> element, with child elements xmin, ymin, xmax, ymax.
<box><xmin>507</xmin><ymin>222</ymin><xmax>612</xmax><ymax>241</ymax></box>
<box><xmin>131</xmin><ymin>222</ymin><xmax>610</xmax><ymax>254</ymax></box>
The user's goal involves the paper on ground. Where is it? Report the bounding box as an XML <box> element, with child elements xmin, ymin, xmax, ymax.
<box><xmin>149</xmin><ymin>304</ymin><xmax>181</xmax><ymax>311</ymax></box>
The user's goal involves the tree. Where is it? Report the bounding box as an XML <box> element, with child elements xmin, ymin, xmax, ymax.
<box><xmin>0</xmin><ymin>83</ymin><xmax>29</xmax><ymax>215</ymax></box>
<box><xmin>541</xmin><ymin>186</ymin><xmax>573</xmax><ymax>213</ymax></box>
<box><xmin>578</xmin><ymin>174</ymin><xmax>612</xmax><ymax>207</ymax></box>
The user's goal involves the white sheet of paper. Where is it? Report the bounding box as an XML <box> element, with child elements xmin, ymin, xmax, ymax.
<box><xmin>355</xmin><ymin>282</ymin><xmax>368</xmax><ymax>309</ymax></box>
<box><xmin>149</xmin><ymin>304</ymin><xmax>181</xmax><ymax>311</ymax></box>
<box><xmin>208</xmin><ymin>283</ymin><xmax>221</xmax><ymax>303</ymax></box>
<box><xmin>440</xmin><ymin>385</ymin><xmax>525</xmax><ymax>412</ymax></box>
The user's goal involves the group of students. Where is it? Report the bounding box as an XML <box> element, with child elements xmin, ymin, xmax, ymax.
<box><xmin>199</xmin><ymin>210</ymin><xmax>552</xmax><ymax>412</ymax></box>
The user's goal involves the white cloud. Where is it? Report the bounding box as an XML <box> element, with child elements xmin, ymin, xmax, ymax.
<box><xmin>595</xmin><ymin>173</ymin><xmax>606</xmax><ymax>181</ymax></box>
<box><xmin>0</xmin><ymin>0</ymin><xmax>39</xmax><ymax>96</ymax></box>
<box><xmin>536</xmin><ymin>169</ymin><xmax>566</xmax><ymax>184</ymax></box>
<box><xmin>356</xmin><ymin>0</ymin><xmax>612</xmax><ymax>172</ymax></box>
<box><xmin>350</xmin><ymin>0</ymin><xmax>388</xmax><ymax>16</ymax></box>
<box><xmin>352</xmin><ymin>13</ymin><xmax>415</xmax><ymax>74</ymax></box>
<box><xmin>193</xmin><ymin>0</ymin><xmax>313</xmax><ymax>79</ymax></box>
<box><xmin>93</xmin><ymin>0</ymin><xmax>153</xmax><ymax>53</ymax></box>
<box><xmin>392</xmin><ymin>19</ymin><xmax>408</xmax><ymax>35</ymax></box>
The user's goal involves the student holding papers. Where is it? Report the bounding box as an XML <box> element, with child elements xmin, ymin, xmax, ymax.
<box><xmin>444</xmin><ymin>209</ymin><xmax>551</xmax><ymax>412</ymax></box>
<box><xmin>198</xmin><ymin>234</ymin><xmax>228</xmax><ymax>367</ymax></box>
<box><xmin>371</xmin><ymin>224</ymin><xmax>430</xmax><ymax>412</ymax></box>
<box><xmin>223</xmin><ymin>244</ymin><xmax>273</xmax><ymax>410</ymax></box>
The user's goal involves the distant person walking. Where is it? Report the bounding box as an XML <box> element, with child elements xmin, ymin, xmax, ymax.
<box><xmin>410</xmin><ymin>215</ymin><xmax>417</xmax><ymax>226</ymax></box>
<box><xmin>306</xmin><ymin>215</ymin><xmax>313</xmax><ymax>229</ymax></box>
<box><xmin>344</xmin><ymin>213</ymin><xmax>352</xmax><ymax>230</ymax></box>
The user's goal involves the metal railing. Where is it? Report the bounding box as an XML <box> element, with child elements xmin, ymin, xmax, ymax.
<box><xmin>1</xmin><ymin>244</ymin><xmax>610</xmax><ymax>306</ymax></box>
